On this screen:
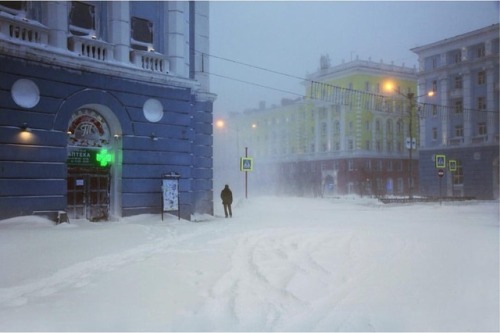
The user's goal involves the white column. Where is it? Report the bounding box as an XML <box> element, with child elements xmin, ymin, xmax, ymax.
<box><xmin>486</xmin><ymin>64</ymin><xmax>495</xmax><ymax>143</ymax></box>
<box><xmin>193</xmin><ymin>1</ymin><xmax>210</xmax><ymax>91</ymax></box>
<box><xmin>462</xmin><ymin>71</ymin><xmax>472</xmax><ymax>144</ymax></box>
<box><xmin>167</xmin><ymin>1</ymin><xmax>188</xmax><ymax>77</ymax></box>
<box><xmin>439</xmin><ymin>76</ymin><xmax>449</xmax><ymax>146</ymax></box>
<box><xmin>45</xmin><ymin>1</ymin><xmax>68</xmax><ymax>49</ymax></box>
<box><xmin>108</xmin><ymin>1</ymin><xmax>130</xmax><ymax>63</ymax></box>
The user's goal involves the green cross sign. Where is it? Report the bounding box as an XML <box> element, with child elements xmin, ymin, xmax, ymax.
<box><xmin>96</xmin><ymin>148</ymin><xmax>113</xmax><ymax>167</ymax></box>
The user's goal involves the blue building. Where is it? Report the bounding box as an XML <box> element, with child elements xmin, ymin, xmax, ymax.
<box><xmin>0</xmin><ymin>1</ymin><xmax>215</xmax><ymax>220</ymax></box>
<box><xmin>412</xmin><ymin>24</ymin><xmax>499</xmax><ymax>199</ymax></box>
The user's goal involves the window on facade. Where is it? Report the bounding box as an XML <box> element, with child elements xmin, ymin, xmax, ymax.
<box><xmin>454</xmin><ymin>52</ymin><xmax>461</xmax><ymax>63</ymax></box>
<box><xmin>334</xmin><ymin>121</ymin><xmax>340</xmax><ymax>134</ymax></box>
<box><xmin>396</xmin><ymin>120</ymin><xmax>403</xmax><ymax>134</ymax></box>
<box><xmin>454</xmin><ymin>75</ymin><xmax>462</xmax><ymax>89</ymax></box>
<box><xmin>387</xmin><ymin>119</ymin><xmax>393</xmax><ymax>134</ymax></box>
<box><xmin>453</xmin><ymin>160</ymin><xmax>464</xmax><ymax>185</ymax></box>
<box><xmin>348</xmin><ymin>140</ymin><xmax>354</xmax><ymax>150</ymax></box>
<box><xmin>387</xmin><ymin>160</ymin><xmax>393</xmax><ymax>171</ymax></box>
<box><xmin>375</xmin><ymin>119</ymin><xmax>381</xmax><ymax>132</ymax></box>
<box><xmin>348</xmin><ymin>160</ymin><xmax>354</xmax><ymax>171</ymax></box>
<box><xmin>478</xmin><ymin>97</ymin><xmax>487</xmax><ymax>110</ymax></box>
<box><xmin>478</xmin><ymin>122</ymin><xmax>487</xmax><ymax>136</ymax></box>
<box><xmin>348</xmin><ymin>121</ymin><xmax>353</xmax><ymax>134</ymax></box>
<box><xmin>365</xmin><ymin>82</ymin><xmax>370</xmax><ymax>92</ymax></box>
<box><xmin>454</xmin><ymin>100</ymin><xmax>463</xmax><ymax>114</ymax></box>
<box><xmin>366</xmin><ymin>140</ymin><xmax>371</xmax><ymax>150</ymax></box>
<box><xmin>432</xmin><ymin>127</ymin><xmax>438</xmax><ymax>141</ymax></box>
<box><xmin>478</xmin><ymin>71</ymin><xmax>486</xmax><ymax>85</ymax></box>
<box><xmin>455</xmin><ymin>125</ymin><xmax>464</xmax><ymax>137</ymax></box>
<box><xmin>376</xmin><ymin>140</ymin><xmax>382</xmax><ymax>152</ymax></box>
<box><xmin>131</xmin><ymin>16</ymin><xmax>153</xmax><ymax>51</ymax></box>
<box><xmin>0</xmin><ymin>1</ymin><xmax>26</xmax><ymax>13</ymax></box>
<box><xmin>477</xmin><ymin>45</ymin><xmax>485</xmax><ymax>58</ymax></box>
<box><xmin>432</xmin><ymin>80</ymin><xmax>437</xmax><ymax>92</ymax></box>
<box><xmin>69</xmin><ymin>1</ymin><xmax>96</xmax><ymax>36</ymax></box>
<box><xmin>432</xmin><ymin>105</ymin><xmax>438</xmax><ymax>118</ymax></box>
<box><xmin>387</xmin><ymin>141</ymin><xmax>393</xmax><ymax>152</ymax></box>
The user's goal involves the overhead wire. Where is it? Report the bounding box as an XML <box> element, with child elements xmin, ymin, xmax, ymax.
<box><xmin>196</xmin><ymin>50</ymin><xmax>498</xmax><ymax>115</ymax></box>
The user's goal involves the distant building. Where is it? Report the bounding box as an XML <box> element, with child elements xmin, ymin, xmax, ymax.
<box><xmin>235</xmin><ymin>58</ymin><xmax>421</xmax><ymax>197</ymax></box>
<box><xmin>0</xmin><ymin>1</ymin><xmax>215</xmax><ymax>220</ymax></box>
<box><xmin>412</xmin><ymin>24</ymin><xmax>499</xmax><ymax>199</ymax></box>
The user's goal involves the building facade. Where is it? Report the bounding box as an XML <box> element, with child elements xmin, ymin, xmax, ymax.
<box><xmin>412</xmin><ymin>24</ymin><xmax>499</xmax><ymax>199</ymax></box>
<box><xmin>235</xmin><ymin>57</ymin><xmax>422</xmax><ymax>197</ymax></box>
<box><xmin>0</xmin><ymin>1</ymin><xmax>215</xmax><ymax>221</ymax></box>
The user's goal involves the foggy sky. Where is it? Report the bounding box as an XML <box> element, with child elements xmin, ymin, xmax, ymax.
<box><xmin>209</xmin><ymin>1</ymin><xmax>499</xmax><ymax>114</ymax></box>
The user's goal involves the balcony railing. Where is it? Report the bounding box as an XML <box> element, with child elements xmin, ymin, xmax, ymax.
<box><xmin>0</xmin><ymin>13</ymin><xmax>48</xmax><ymax>45</ymax></box>
<box><xmin>130</xmin><ymin>49</ymin><xmax>170</xmax><ymax>74</ymax></box>
<box><xmin>68</xmin><ymin>35</ymin><xmax>113</xmax><ymax>62</ymax></box>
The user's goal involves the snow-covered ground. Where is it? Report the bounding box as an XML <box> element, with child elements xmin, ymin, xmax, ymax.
<box><xmin>0</xmin><ymin>196</ymin><xmax>498</xmax><ymax>331</ymax></box>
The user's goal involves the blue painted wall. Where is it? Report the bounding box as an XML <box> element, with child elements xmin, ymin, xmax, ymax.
<box><xmin>418</xmin><ymin>146</ymin><xmax>498</xmax><ymax>199</ymax></box>
<box><xmin>0</xmin><ymin>55</ymin><xmax>213</xmax><ymax>220</ymax></box>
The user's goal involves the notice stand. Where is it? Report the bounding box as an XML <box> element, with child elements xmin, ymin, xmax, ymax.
<box><xmin>162</xmin><ymin>172</ymin><xmax>181</xmax><ymax>220</ymax></box>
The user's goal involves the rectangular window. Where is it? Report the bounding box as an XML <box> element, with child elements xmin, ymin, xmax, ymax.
<box><xmin>478</xmin><ymin>122</ymin><xmax>487</xmax><ymax>136</ymax></box>
<box><xmin>348</xmin><ymin>160</ymin><xmax>354</xmax><ymax>171</ymax></box>
<box><xmin>454</xmin><ymin>75</ymin><xmax>462</xmax><ymax>89</ymax></box>
<box><xmin>478</xmin><ymin>97</ymin><xmax>487</xmax><ymax>110</ymax></box>
<box><xmin>478</xmin><ymin>71</ymin><xmax>486</xmax><ymax>85</ymax></box>
<box><xmin>69</xmin><ymin>1</ymin><xmax>96</xmax><ymax>36</ymax></box>
<box><xmin>131</xmin><ymin>16</ymin><xmax>153</xmax><ymax>51</ymax></box>
<box><xmin>0</xmin><ymin>1</ymin><xmax>26</xmax><ymax>13</ymax></box>
<box><xmin>477</xmin><ymin>45</ymin><xmax>485</xmax><ymax>58</ymax></box>
<box><xmin>432</xmin><ymin>80</ymin><xmax>437</xmax><ymax>92</ymax></box>
<box><xmin>454</xmin><ymin>100</ymin><xmax>463</xmax><ymax>114</ymax></box>
<box><xmin>432</xmin><ymin>127</ymin><xmax>438</xmax><ymax>140</ymax></box>
<box><xmin>453</xmin><ymin>160</ymin><xmax>464</xmax><ymax>185</ymax></box>
<box><xmin>432</xmin><ymin>105</ymin><xmax>438</xmax><ymax>118</ymax></box>
<box><xmin>455</xmin><ymin>125</ymin><xmax>463</xmax><ymax>137</ymax></box>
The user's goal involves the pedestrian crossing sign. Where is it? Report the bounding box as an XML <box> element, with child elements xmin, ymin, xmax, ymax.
<box><xmin>240</xmin><ymin>157</ymin><xmax>253</xmax><ymax>172</ymax></box>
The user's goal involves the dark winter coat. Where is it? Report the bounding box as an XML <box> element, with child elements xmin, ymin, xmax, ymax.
<box><xmin>220</xmin><ymin>185</ymin><xmax>233</xmax><ymax>205</ymax></box>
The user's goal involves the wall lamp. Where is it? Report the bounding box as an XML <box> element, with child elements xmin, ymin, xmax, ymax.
<box><xmin>20</xmin><ymin>123</ymin><xmax>31</xmax><ymax>132</ymax></box>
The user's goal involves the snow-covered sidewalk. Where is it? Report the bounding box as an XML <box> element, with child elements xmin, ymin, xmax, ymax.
<box><xmin>0</xmin><ymin>197</ymin><xmax>498</xmax><ymax>331</ymax></box>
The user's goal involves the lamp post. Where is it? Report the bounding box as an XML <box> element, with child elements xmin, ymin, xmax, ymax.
<box><xmin>384</xmin><ymin>82</ymin><xmax>435</xmax><ymax>200</ymax></box>
<box><xmin>215</xmin><ymin>118</ymin><xmax>256</xmax><ymax>199</ymax></box>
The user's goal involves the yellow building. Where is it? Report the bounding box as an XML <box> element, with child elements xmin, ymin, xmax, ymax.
<box><xmin>235</xmin><ymin>57</ymin><xmax>422</xmax><ymax>197</ymax></box>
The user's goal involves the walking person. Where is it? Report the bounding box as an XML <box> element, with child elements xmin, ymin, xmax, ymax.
<box><xmin>220</xmin><ymin>184</ymin><xmax>233</xmax><ymax>218</ymax></box>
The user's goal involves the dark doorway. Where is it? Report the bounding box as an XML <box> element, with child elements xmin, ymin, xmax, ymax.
<box><xmin>67</xmin><ymin>167</ymin><xmax>110</xmax><ymax>221</ymax></box>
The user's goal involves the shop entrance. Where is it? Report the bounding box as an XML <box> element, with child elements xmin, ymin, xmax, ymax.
<box><xmin>66</xmin><ymin>107</ymin><xmax>119</xmax><ymax>221</ymax></box>
<box><xmin>67</xmin><ymin>167</ymin><xmax>110</xmax><ymax>221</ymax></box>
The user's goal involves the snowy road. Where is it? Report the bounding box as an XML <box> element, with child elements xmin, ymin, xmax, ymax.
<box><xmin>0</xmin><ymin>196</ymin><xmax>498</xmax><ymax>331</ymax></box>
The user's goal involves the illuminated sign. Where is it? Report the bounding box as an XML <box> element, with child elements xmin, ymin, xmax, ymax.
<box><xmin>96</xmin><ymin>148</ymin><xmax>113</xmax><ymax>167</ymax></box>
<box><xmin>67</xmin><ymin>148</ymin><xmax>113</xmax><ymax>167</ymax></box>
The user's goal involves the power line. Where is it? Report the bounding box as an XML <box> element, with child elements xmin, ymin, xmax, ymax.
<box><xmin>197</xmin><ymin>50</ymin><xmax>498</xmax><ymax>114</ymax></box>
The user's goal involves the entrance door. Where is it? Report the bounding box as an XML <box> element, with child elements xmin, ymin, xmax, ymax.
<box><xmin>67</xmin><ymin>167</ymin><xmax>110</xmax><ymax>221</ymax></box>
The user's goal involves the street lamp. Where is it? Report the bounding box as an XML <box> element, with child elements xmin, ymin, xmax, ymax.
<box><xmin>384</xmin><ymin>82</ymin><xmax>435</xmax><ymax>200</ymax></box>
